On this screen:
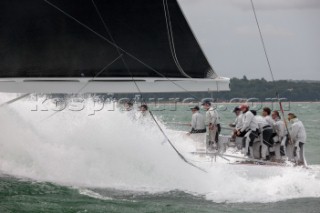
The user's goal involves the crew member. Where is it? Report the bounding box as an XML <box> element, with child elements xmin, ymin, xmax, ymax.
<box><xmin>262</xmin><ymin>107</ymin><xmax>275</xmax><ymax>158</ymax></box>
<box><xmin>124</xmin><ymin>101</ymin><xmax>133</xmax><ymax>111</ymax></box>
<box><xmin>256</xmin><ymin>115</ymin><xmax>274</xmax><ymax>160</ymax></box>
<box><xmin>288</xmin><ymin>113</ymin><xmax>307</xmax><ymax>166</ymax></box>
<box><xmin>202</xmin><ymin>100</ymin><xmax>220</xmax><ymax>150</ymax></box>
<box><xmin>229</xmin><ymin>106</ymin><xmax>244</xmax><ymax>138</ymax></box>
<box><xmin>189</xmin><ymin>106</ymin><xmax>206</xmax><ymax>134</ymax></box>
<box><xmin>271</xmin><ymin>110</ymin><xmax>287</xmax><ymax>161</ymax></box>
<box><xmin>124</xmin><ymin>101</ymin><xmax>136</xmax><ymax>120</ymax></box>
<box><xmin>136</xmin><ymin>104</ymin><xmax>151</xmax><ymax>124</ymax></box>
<box><xmin>262</xmin><ymin>107</ymin><xmax>274</xmax><ymax>127</ymax></box>
<box><xmin>237</xmin><ymin>104</ymin><xmax>259</xmax><ymax>158</ymax></box>
<box><xmin>140</xmin><ymin>104</ymin><xmax>149</xmax><ymax>117</ymax></box>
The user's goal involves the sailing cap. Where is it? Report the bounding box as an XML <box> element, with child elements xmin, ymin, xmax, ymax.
<box><xmin>201</xmin><ymin>100</ymin><xmax>211</xmax><ymax>106</ymax></box>
<box><xmin>126</xmin><ymin>101</ymin><xmax>133</xmax><ymax>106</ymax></box>
<box><xmin>190</xmin><ymin>106</ymin><xmax>200</xmax><ymax>111</ymax></box>
<box><xmin>233</xmin><ymin>106</ymin><xmax>241</xmax><ymax>112</ymax></box>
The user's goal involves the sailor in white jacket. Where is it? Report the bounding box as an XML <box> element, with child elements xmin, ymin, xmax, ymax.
<box><xmin>229</xmin><ymin>106</ymin><xmax>244</xmax><ymax>139</ymax></box>
<box><xmin>229</xmin><ymin>107</ymin><xmax>243</xmax><ymax>130</ymax></box>
<box><xmin>237</xmin><ymin>104</ymin><xmax>259</xmax><ymax>157</ymax></box>
<box><xmin>271</xmin><ymin>110</ymin><xmax>287</xmax><ymax>160</ymax></box>
<box><xmin>256</xmin><ymin>115</ymin><xmax>274</xmax><ymax>160</ymax></box>
<box><xmin>189</xmin><ymin>106</ymin><xmax>206</xmax><ymax>134</ymax></box>
<box><xmin>262</xmin><ymin>107</ymin><xmax>275</xmax><ymax>128</ymax></box>
<box><xmin>262</xmin><ymin>107</ymin><xmax>276</xmax><ymax>158</ymax></box>
<box><xmin>202</xmin><ymin>100</ymin><xmax>220</xmax><ymax>150</ymax></box>
<box><xmin>288</xmin><ymin>113</ymin><xmax>307</xmax><ymax>165</ymax></box>
<box><xmin>124</xmin><ymin>101</ymin><xmax>137</xmax><ymax>121</ymax></box>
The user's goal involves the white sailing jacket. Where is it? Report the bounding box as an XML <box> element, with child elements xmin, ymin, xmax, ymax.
<box><xmin>240</xmin><ymin>110</ymin><xmax>259</xmax><ymax>132</ymax></box>
<box><xmin>191</xmin><ymin>112</ymin><xmax>205</xmax><ymax>130</ymax></box>
<box><xmin>235</xmin><ymin>113</ymin><xmax>244</xmax><ymax>130</ymax></box>
<box><xmin>256</xmin><ymin>115</ymin><xmax>270</xmax><ymax>129</ymax></box>
<box><xmin>205</xmin><ymin>107</ymin><xmax>220</xmax><ymax>126</ymax></box>
<box><xmin>290</xmin><ymin>118</ymin><xmax>307</xmax><ymax>144</ymax></box>
<box><xmin>274</xmin><ymin>118</ymin><xmax>287</xmax><ymax>138</ymax></box>
<box><xmin>265</xmin><ymin>115</ymin><xmax>275</xmax><ymax>128</ymax></box>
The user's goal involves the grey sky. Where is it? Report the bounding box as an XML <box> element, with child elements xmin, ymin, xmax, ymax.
<box><xmin>178</xmin><ymin>0</ymin><xmax>320</xmax><ymax>80</ymax></box>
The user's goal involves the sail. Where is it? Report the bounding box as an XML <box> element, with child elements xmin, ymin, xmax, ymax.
<box><xmin>0</xmin><ymin>0</ymin><xmax>216</xmax><ymax>79</ymax></box>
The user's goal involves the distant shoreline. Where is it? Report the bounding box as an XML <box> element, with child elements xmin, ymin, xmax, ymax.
<box><xmin>133</xmin><ymin>101</ymin><xmax>320</xmax><ymax>106</ymax></box>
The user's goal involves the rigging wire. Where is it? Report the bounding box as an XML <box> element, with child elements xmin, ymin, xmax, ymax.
<box><xmin>250</xmin><ymin>0</ymin><xmax>295</xmax><ymax>154</ymax></box>
<box><xmin>41</xmin><ymin>0</ymin><xmax>305</xmax><ymax>168</ymax></box>
<box><xmin>42</xmin><ymin>0</ymin><xmax>206</xmax><ymax>103</ymax></box>
<box><xmin>91</xmin><ymin>1</ymin><xmax>206</xmax><ymax>172</ymax></box>
<box><xmin>43</xmin><ymin>0</ymin><xmax>201</xmax><ymax>101</ymax></box>
<box><xmin>90</xmin><ymin>1</ymin><xmax>207</xmax><ymax>172</ymax></box>
<box><xmin>77</xmin><ymin>54</ymin><xmax>123</xmax><ymax>93</ymax></box>
<box><xmin>91</xmin><ymin>0</ymin><xmax>141</xmax><ymax>101</ymax></box>
<box><xmin>149</xmin><ymin>110</ymin><xmax>208</xmax><ymax>173</ymax></box>
<box><xmin>42</xmin><ymin>0</ymin><xmax>222</xmax><ymax>172</ymax></box>
<box><xmin>163</xmin><ymin>0</ymin><xmax>191</xmax><ymax>78</ymax></box>
<box><xmin>41</xmin><ymin>53</ymin><xmax>124</xmax><ymax>121</ymax></box>
<box><xmin>0</xmin><ymin>93</ymin><xmax>30</xmax><ymax>108</ymax></box>
<box><xmin>250</xmin><ymin>0</ymin><xmax>275</xmax><ymax>83</ymax></box>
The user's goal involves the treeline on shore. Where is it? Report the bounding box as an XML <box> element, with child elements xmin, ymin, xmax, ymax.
<box><xmin>114</xmin><ymin>76</ymin><xmax>320</xmax><ymax>102</ymax></box>
<box><xmin>218</xmin><ymin>76</ymin><xmax>320</xmax><ymax>102</ymax></box>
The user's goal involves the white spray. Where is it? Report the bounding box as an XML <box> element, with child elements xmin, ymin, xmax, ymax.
<box><xmin>0</xmin><ymin>94</ymin><xmax>319</xmax><ymax>203</ymax></box>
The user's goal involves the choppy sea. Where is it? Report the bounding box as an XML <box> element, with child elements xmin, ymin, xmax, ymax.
<box><xmin>0</xmin><ymin>94</ymin><xmax>319</xmax><ymax>213</ymax></box>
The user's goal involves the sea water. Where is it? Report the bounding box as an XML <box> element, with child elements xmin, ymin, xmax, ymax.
<box><xmin>0</xmin><ymin>94</ymin><xmax>319</xmax><ymax>213</ymax></box>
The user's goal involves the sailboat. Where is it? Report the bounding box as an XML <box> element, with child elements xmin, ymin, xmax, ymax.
<box><xmin>0</xmin><ymin>0</ymin><xmax>306</xmax><ymax>170</ymax></box>
<box><xmin>0</xmin><ymin>0</ymin><xmax>229</xmax><ymax>94</ymax></box>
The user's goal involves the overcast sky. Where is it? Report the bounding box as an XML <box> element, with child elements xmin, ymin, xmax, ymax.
<box><xmin>178</xmin><ymin>0</ymin><xmax>320</xmax><ymax>81</ymax></box>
